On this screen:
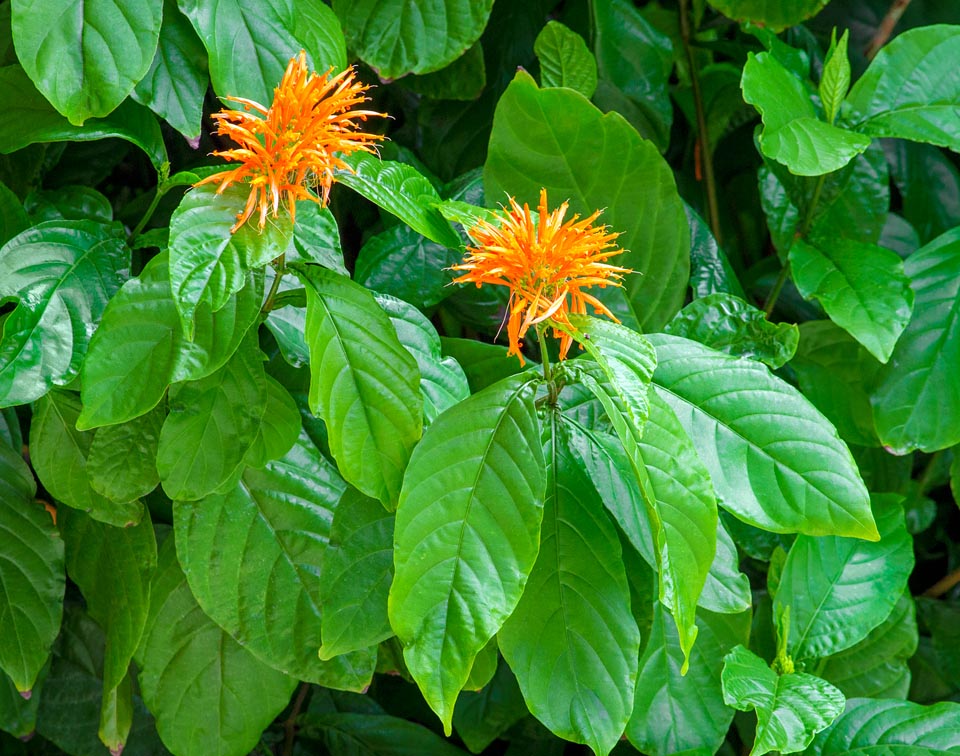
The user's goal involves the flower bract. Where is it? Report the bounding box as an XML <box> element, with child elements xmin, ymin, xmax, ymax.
<box><xmin>452</xmin><ymin>188</ymin><xmax>629</xmax><ymax>364</ymax></box>
<box><xmin>195</xmin><ymin>51</ymin><xmax>385</xmax><ymax>232</ymax></box>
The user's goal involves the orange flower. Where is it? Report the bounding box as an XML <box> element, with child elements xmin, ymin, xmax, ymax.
<box><xmin>195</xmin><ymin>51</ymin><xmax>385</xmax><ymax>232</ymax></box>
<box><xmin>452</xmin><ymin>188</ymin><xmax>629</xmax><ymax>365</ymax></box>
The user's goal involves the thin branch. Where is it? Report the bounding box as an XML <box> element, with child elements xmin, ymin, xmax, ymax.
<box><xmin>865</xmin><ymin>0</ymin><xmax>913</xmax><ymax>60</ymax></box>
<box><xmin>923</xmin><ymin>565</ymin><xmax>960</xmax><ymax>598</ymax></box>
<box><xmin>280</xmin><ymin>682</ymin><xmax>310</xmax><ymax>756</ymax></box>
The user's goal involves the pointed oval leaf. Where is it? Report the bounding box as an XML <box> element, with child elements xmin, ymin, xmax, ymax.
<box><xmin>647</xmin><ymin>333</ymin><xmax>877</xmax><ymax>539</ymax></box>
<box><xmin>12</xmin><ymin>0</ymin><xmax>162</xmax><ymax>124</ymax></box>
<box><xmin>498</xmin><ymin>415</ymin><xmax>639</xmax><ymax>756</ymax></box>
<box><xmin>774</xmin><ymin>494</ymin><xmax>914</xmax><ymax>661</ymax></box>
<box><xmin>0</xmin><ymin>220</ymin><xmax>130</xmax><ymax>407</ymax></box>
<box><xmin>242</xmin><ymin>374</ymin><xmax>300</xmax><ymax>468</ymax></box>
<box><xmin>0</xmin><ymin>442</ymin><xmax>63</xmax><ymax>693</ymax></box>
<box><xmin>871</xmin><ymin>227</ymin><xmax>960</xmax><ymax>453</ymax></box>
<box><xmin>485</xmin><ymin>71</ymin><xmax>689</xmax><ymax>330</ymax></box>
<box><xmin>86</xmin><ymin>403</ymin><xmax>164</xmax><ymax>502</ymax></box>
<box><xmin>389</xmin><ymin>373</ymin><xmax>546</xmax><ymax>734</ymax></box>
<box><xmin>706</xmin><ymin>0</ymin><xmax>829</xmax><ymax>32</ymax></box>
<box><xmin>534</xmin><ymin>21</ymin><xmax>597</xmax><ymax>97</ymax></box>
<box><xmin>297</xmin><ymin>265</ymin><xmax>422</xmax><ymax>508</ymax></box>
<box><xmin>137</xmin><ymin>537</ymin><xmax>297</xmax><ymax>756</ymax></box>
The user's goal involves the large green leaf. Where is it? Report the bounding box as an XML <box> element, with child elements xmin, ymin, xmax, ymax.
<box><xmin>0</xmin><ymin>65</ymin><xmax>167</xmax><ymax>170</ymax></box>
<box><xmin>337</xmin><ymin>153</ymin><xmax>462</xmax><ymax>249</ymax></box>
<box><xmin>86</xmin><ymin>404</ymin><xmax>164</xmax><ymax>503</ymax></box>
<box><xmin>175</xmin><ymin>431</ymin><xmax>373</xmax><ymax>688</ymax></box>
<box><xmin>59</xmin><ymin>508</ymin><xmax>156</xmax><ymax>752</ymax></box>
<box><xmin>177</xmin><ymin>0</ymin><xmax>345</xmax><ymax>105</ymax></box>
<box><xmin>331</xmin><ymin>0</ymin><xmax>493</xmax><ymax>80</ymax></box>
<box><xmin>499</xmin><ymin>414</ymin><xmax>639</xmax><ymax>756</ymax></box>
<box><xmin>819</xmin><ymin>592</ymin><xmax>917</xmax><ymax>699</ymax></box>
<box><xmin>299</xmin><ymin>711</ymin><xmax>468</xmax><ymax>756</ymax></box>
<box><xmin>484</xmin><ymin>70</ymin><xmax>689</xmax><ymax>331</ymax></box>
<box><xmin>168</xmin><ymin>182</ymin><xmax>290</xmax><ymax>335</ymax></box>
<box><xmin>319</xmin><ymin>487</ymin><xmax>395</xmax><ymax>660</ymax></box>
<box><xmin>12</xmin><ymin>0</ymin><xmax>162</xmax><ymax>124</ymax></box>
<box><xmin>789</xmin><ymin>237</ymin><xmax>913</xmax><ymax>363</ymax></box>
<box><xmin>706</xmin><ymin>0</ymin><xmax>829</xmax><ymax>32</ymax></box>
<box><xmin>533</xmin><ymin>21</ymin><xmax>596</xmax><ymax>98</ymax></box>
<box><xmin>137</xmin><ymin>536</ymin><xmax>296</xmax><ymax>756</ymax></box>
<box><xmin>808</xmin><ymin>698</ymin><xmax>960</xmax><ymax>755</ymax></box>
<box><xmin>78</xmin><ymin>252</ymin><xmax>261</xmax><ymax>429</ymax></box>
<box><xmin>0</xmin><ymin>220</ymin><xmax>129</xmax><ymax>407</ymax></box>
<box><xmin>722</xmin><ymin>645</ymin><xmax>845</xmax><ymax>756</ymax></box>
<box><xmin>389</xmin><ymin>373</ymin><xmax>545</xmax><ymax>734</ymax></box>
<box><xmin>845</xmin><ymin>25</ymin><xmax>960</xmax><ymax>152</ymax></box>
<box><xmin>647</xmin><ymin>333</ymin><xmax>877</xmax><ymax>539</ymax></box>
<box><xmin>774</xmin><ymin>494</ymin><xmax>913</xmax><ymax>661</ymax></box>
<box><xmin>0</xmin><ymin>442</ymin><xmax>63</xmax><ymax>693</ymax></box>
<box><xmin>298</xmin><ymin>265</ymin><xmax>422</xmax><ymax>508</ymax></box>
<box><xmin>871</xmin><ymin>228</ymin><xmax>960</xmax><ymax>453</ymax></box>
<box><xmin>156</xmin><ymin>330</ymin><xmax>266</xmax><ymax>500</ymax></box>
<box><xmin>453</xmin><ymin>661</ymin><xmax>527</xmax><ymax>754</ymax></box>
<box><xmin>30</xmin><ymin>391</ymin><xmax>143</xmax><ymax>527</ymax></box>
<box><xmin>628</xmin><ymin>606</ymin><xmax>750</xmax><ymax>756</ymax></box>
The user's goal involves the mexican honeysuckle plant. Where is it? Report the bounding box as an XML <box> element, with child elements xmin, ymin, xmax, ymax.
<box><xmin>2</xmin><ymin>1</ymin><xmax>960</xmax><ymax>755</ymax></box>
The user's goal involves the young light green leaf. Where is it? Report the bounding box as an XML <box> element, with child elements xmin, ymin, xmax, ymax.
<box><xmin>533</xmin><ymin>21</ymin><xmax>597</xmax><ymax>97</ymax></box>
<box><xmin>722</xmin><ymin>645</ymin><xmax>845</xmax><ymax>755</ymax></box>
<box><xmin>872</xmin><ymin>227</ymin><xmax>960</xmax><ymax>453</ymax></box>
<box><xmin>774</xmin><ymin>494</ymin><xmax>914</xmax><ymax>661</ymax></box>
<box><xmin>319</xmin><ymin>487</ymin><xmax>395</xmax><ymax>660</ymax></box>
<box><xmin>298</xmin><ymin>265</ymin><xmax>422</xmax><ymax>508</ymax></box>
<box><xmin>86</xmin><ymin>403</ymin><xmax>164</xmax><ymax>503</ymax></box>
<box><xmin>0</xmin><ymin>220</ymin><xmax>130</xmax><ymax>407</ymax></box>
<box><xmin>648</xmin><ymin>333</ymin><xmax>877</xmax><ymax>540</ymax></box>
<box><xmin>389</xmin><ymin>373</ymin><xmax>546</xmax><ymax>735</ymax></box>
<box><xmin>820</xmin><ymin>29</ymin><xmax>851</xmax><ymax>125</ymax></box>
<box><xmin>498</xmin><ymin>415</ymin><xmax>640</xmax><ymax>756</ymax></box>
<box><xmin>0</xmin><ymin>442</ymin><xmax>63</xmax><ymax>694</ymax></box>
<box><xmin>137</xmin><ymin>536</ymin><xmax>297</xmax><ymax>756</ymax></box>
<box><xmin>845</xmin><ymin>25</ymin><xmax>960</xmax><ymax>152</ymax></box>
<box><xmin>789</xmin><ymin>237</ymin><xmax>914</xmax><ymax>363</ymax></box>
<box><xmin>485</xmin><ymin>70</ymin><xmax>689</xmax><ymax>331</ymax></box>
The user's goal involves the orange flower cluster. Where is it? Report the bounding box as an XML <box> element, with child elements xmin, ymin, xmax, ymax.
<box><xmin>196</xmin><ymin>52</ymin><xmax>385</xmax><ymax>232</ymax></box>
<box><xmin>453</xmin><ymin>189</ymin><xmax>629</xmax><ymax>364</ymax></box>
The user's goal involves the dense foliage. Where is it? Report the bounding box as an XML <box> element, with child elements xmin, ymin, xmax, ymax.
<box><xmin>2</xmin><ymin>1</ymin><xmax>960</xmax><ymax>755</ymax></box>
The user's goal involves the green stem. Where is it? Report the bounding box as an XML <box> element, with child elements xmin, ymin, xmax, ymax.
<box><xmin>262</xmin><ymin>256</ymin><xmax>286</xmax><ymax>314</ymax></box>
<box><xmin>536</xmin><ymin>325</ymin><xmax>558</xmax><ymax>406</ymax></box>
<box><xmin>762</xmin><ymin>263</ymin><xmax>791</xmax><ymax>317</ymax></box>
<box><xmin>129</xmin><ymin>186</ymin><xmax>166</xmax><ymax>242</ymax></box>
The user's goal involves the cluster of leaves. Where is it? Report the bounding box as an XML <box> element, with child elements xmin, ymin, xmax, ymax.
<box><xmin>2</xmin><ymin>1</ymin><xmax>960</xmax><ymax>756</ymax></box>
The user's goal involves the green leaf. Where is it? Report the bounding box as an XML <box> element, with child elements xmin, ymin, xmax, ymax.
<box><xmin>389</xmin><ymin>373</ymin><xmax>545</xmax><ymax>734</ymax></box>
<box><xmin>319</xmin><ymin>487</ymin><xmax>395</xmax><ymax>660</ymax></box>
<box><xmin>648</xmin><ymin>333</ymin><xmax>877</xmax><ymax>539</ymax></box>
<box><xmin>819</xmin><ymin>592</ymin><xmax>917</xmax><ymax>699</ymax></box>
<box><xmin>0</xmin><ymin>65</ymin><xmax>168</xmax><ymax>170</ymax></box>
<box><xmin>453</xmin><ymin>661</ymin><xmax>527</xmax><ymax>754</ymax></box>
<box><xmin>12</xmin><ymin>0</ymin><xmax>162</xmax><ymax>124</ymax></box>
<box><xmin>59</xmin><ymin>508</ymin><xmax>156</xmax><ymax>753</ymax></box>
<box><xmin>774</xmin><ymin>494</ymin><xmax>913</xmax><ymax>661</ymax></box>
<box><xmin>286</xmin><ymin>201</ymin><xmax>347</xmax><ymax>274</ymax></box>
<box><xmin>168</xmin><ymin>182</ymin><xmax>290</xmax><ymax>334</ymax></box>
<box><xmin>885</xmin><ymin>140</ymin><xmax>960</xmax><ymax>244</ymax></box>
<box><xmin>808</xmin><ymin>698</ymin><xmax>960</xmax><ymax>755</ymax></box>
<box><xmin>242</xmin><ymin>374</ymin><xmax>300</xmax><ymax>467</ymax></box>
<box><xmin>157</xmin><ymin>330</ymin><xmax>266</xmax><ymax>500</ymax></box>
<box><xmin>665</xmin><ymin>293</ymin><xmax>799</xmax><ymax>368</ymax></box>
<box><xmin>25</xmin><ymin>185</ymin><xmax>113</xmax><ymax>223</ymax></box>
<box><xmin>0</xmin><ymin>442</ymin><xmax>63</xmax><ymax>693</ymax></box>
<box><xmin>440</xmin><ymin>337</ymin><xmax>524</xmax><ymax>394</ymax></box>
<box><xmin>820</xmin><ymin>30</ymin><xmax>850</xmax><ymax>125</ymax></box>
<box><xmin>30</xmin><ymin>391</ymin><xmax>144</xmax><ymax>527</ymax></box>
<box><xmin>137</xmin><ymin>536</ymin><xmax>297</xmax><ymax>756</ymax></box>
<box><xmin>132</xmin><ymin>0</ymin><xmax>208</xmax><ymax>140</ymax></box>
<box><xmin>741</xmin><ymin>52</ymin><xmax>869</xmax><ymax>175</ymax></box>
<box><xmin>700</xmin><ymin>518</ymin><xmax>752</xmax><ymax>615</ymax></box>
<box><xmin>533</xmin><ymin>22</ymin><xmax>597</xmax><ymax>98</ymax></box>
<box><xmin>722</xmin><ymin>645</ymin><xmax>844</xmax><ymax>756</ymax></box>
<box><xmin>463</xmin><ymin>640</ymin><xmax>498</xmax><ymax>692</ymax></box>
<box><xmin>299</xmin><ymin>711</ymin><xmax>468</xmax><ymax>756</ymax></box>
<box><xmin>78</xmin><ymin>252</ymin><xmax>262</xmax><ymax>430</ymax></box>
<box><xmin>845</xmin><ymin>25</ymin><xmax>960</xmax><ymax>152</ymax></box>
<box><xmin>499</xmin><ymin>414</ymin><xmax>639</xmax><ymax>756</ymax></box>
<box><xmin>871</xmin><ymin>227</ymin><xmax>960</xmax><ymax>453</ymax></box>
<box><xmin>86</xmin><ymin>404</ymin><xmax>164</xmax><ymax>503</ymax></box>
<box><xmin>687</xmin><ymin>203</ymin><xmax>746</xmax><ymax>299</ymax></box>
<box><xmin>175</xmin><ymin>431</ymin><xmax>373</xmax><ymax>688</ymax></box>
<box><xmin>337</xmin><ymin>153</ymin><xmax>462</xmax><ymax>250</ymax></box>
<box><xmin>0</xmin><ymin>180</ymin><xmax>28</xmax><ymax>248</ymax></box>
<box><xmin>178</xmin><ymin>0</ymin><xmax>346</xmax><ymax>105</ymax></box>
<box><xmin>706</xmin><ymin>0</ymin><xmax>830</xmax><ymax>32</ymax></box>
<box><xmin>0</xmin><ymin>220</ymin><xmax>130</xmax><ymax>407</ymax></box>
<box><xmin>331</xmin><ymin>0</ymin><xmax>494</xmax><ymax>80</ymax></box>
<box><xmin>485</xmin><ymin>70</ymin><xmax>689</xmax><ymax>331</ymax></box>
<box><xmin>403</xmin><ymin>42</ymin><xmax>486</xmax><ymax>101</ymax></box>
<box><xmin>0</xmin><ymin>667</ymin><xmax>41</xmax><ymax>738</ymax></box>
<box><xmin>628</xmin><ymin>606</ymin><xmax>750</xmax><ymax>756</ymax></box>
<box><xmin>298</xmin><ymin>265</ymin><xmax>422</xmax><ymax>508</ymax></box>
<box><xmin>376</xmin><ymin>293</ymin><xmax>470</xmax><ymax>424</ymax></box>
<box><xmin>789</xmin><ymin>237</ymin><xmax>913</xmax><ymax>363</ymax></box>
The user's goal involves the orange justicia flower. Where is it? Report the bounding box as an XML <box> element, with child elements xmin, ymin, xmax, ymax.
<box><xmin>195</xmin><ymin>51</ymin><xmax>385</xmax><ymax>232</ymax></box>
<box><xmin>452</xmin><ymin>188</ymin><xmax>629</xmax><ymax>365</ymax></box>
